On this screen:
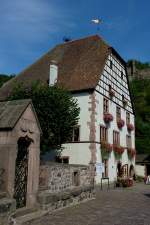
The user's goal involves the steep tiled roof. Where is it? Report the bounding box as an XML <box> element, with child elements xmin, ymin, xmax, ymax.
<box><xmin>0</xmin><ymin>35</ymin><xmax>114</xmax><ymax>100</ymax></box>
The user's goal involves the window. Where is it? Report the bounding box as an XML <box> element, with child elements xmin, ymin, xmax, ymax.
<box><xmin>113</xmin><ymin>131</ymin><xmax>120</xmax><ymax>145</ymax></box>
<box><xmin>73</xmin><ymin>126</ymin><xmax>80</xmax><ymax>142</ymax></box>
<box><xmin>126</xmin><ymin>112</ymin><xmax>130</xmax><ymax>124</ymax></box>
<box><xmin>121</xmin><ymin>71</ymin><xmax>124</xmax><ymax>79</ymax></box>
<box><xmin>109</xmin><ymin>84</ymin><xmax>112</xmax><ymax>91</ymax></box>
<box><xmin>126</xmin><ymin>135</ymin><xmax>132</xmax><ymax>148</ymax></box>
<box><xmin>73</xmin><ymin>171</ymin><xmax>80</xmax><ymax>186</ymax></box>
<box><xmin>55</xmin><ymin>156</ymin><xmax>69</xmax><ymax>164</ymax></box>
<box><xmin>100</xmin><ymin>126</ymin><xmax>108</xmax><ymax>142</ymax></box>
<box><xmin>110</xmin><ymin>60</ymin><xmax>113</xmax><ymax>69</ymax></box>
<box><xmin>103</xmin><ymin>98</ymin><xmax>109</xmax><ymax>113</ymax></box>
<box><xmin>116</xmin><ymin>106</ymin><xmax>121</xmax><ymax>121</ymax></box>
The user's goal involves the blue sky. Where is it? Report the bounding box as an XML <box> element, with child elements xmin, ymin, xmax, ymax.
<box><xmin>0</xmin><ymin>0</ymin><xmax>150</xmax><ymax>75</ymax></box>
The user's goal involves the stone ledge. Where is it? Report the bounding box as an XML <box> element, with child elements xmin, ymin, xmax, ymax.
<box><xmin>0</xmin><ymin>198</ymin><xmax>16</xmax><ymax>215</ymax></box>
<box><xmin>37</xmin><ymin>185</ymin><xmax>95</xmax><ymax>211</ymax></box>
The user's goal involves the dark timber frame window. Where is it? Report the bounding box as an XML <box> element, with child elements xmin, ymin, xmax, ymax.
<box><xmin>113</xmin><ymin>131</ymin><xmax>120</xmax><ymax>145</ymax></box>
<box><xmin>103</xmin><ymin>98</ymin><xmax>109</xmax><ymax>113</ymax></box>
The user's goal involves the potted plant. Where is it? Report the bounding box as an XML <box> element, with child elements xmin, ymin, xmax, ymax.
<box><xmin>127</xmin><ymin>148</ymin><xmax>136</xmax><ymax>159</ymax></box>
<box><xmin>103</xmin><ymin>113</ymin><xmax>113</xmax><ymax>123</ymax></box>
<box><xmin>113</xmin><ymin>145</ymin><xmax>124</xmax><ymax>159</ymax></box>
<box><xmin>117</xmin><ymin>119</ymin><xmax>125</xmax><ymax>129</ymax></box>
<box><xmin>127</xmin><ymin>123</ymin><xmax>134</xmax><ymax>131</ymax></box>
<box><xmin>101</xmin><ymin>141</ymin><xmax>113</xmax><ymax>159</ymax></box>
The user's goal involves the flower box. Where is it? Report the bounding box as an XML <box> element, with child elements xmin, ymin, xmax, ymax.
<box><xmin>101</xmin><ymin>141</ymin><xmax>113</xmax><ymax>153</ymax></box>
<box><xmin>103</xmin><ymin>113</ymin><xmax>113</xmax><ymax>123</ymax></box>
<box><xmin>101</xmin><ymin>141</ymin><xmax>113</xmax><ymax>159</ymax></box>
<box><xmin>127</xmin><ymin>123</ymin><xmax>134</xmax><ymax>131</ymax></box>
<box><xmin>113</xmin><ymin>145</ymin><xmax>124</xmax><ymax>155</ymax></box>
<box><xmin>117</xmin><ymin>177</ymin><xmax>133</xmax><ymax>187</ymax></box>
<box><xmin>117</xmin><ymin>119</ymin><xmax>125</xmax><ymax>129</ymax></box>
<box><xmin>127</xmin><ymin>148</ymin><xmax>136</xmax><ymax>158</ymax></box>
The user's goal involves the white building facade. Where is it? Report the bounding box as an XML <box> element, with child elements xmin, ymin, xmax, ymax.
<box><xmin>62</xmin><ymin>51</ymin><xmax>135</xmax><ymax>183</ymax></box>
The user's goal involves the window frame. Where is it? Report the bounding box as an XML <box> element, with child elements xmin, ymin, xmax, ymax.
<box><xmin>126</xmin><ymin>112</ymin><xmax>130</xmax><ymax>125</ymax></box>
<box><xmin>72</xmin><ymin>125</ymin><xmax>80</xmax><ymax>142</ymax></box>
<box><xmin>103</xmin><ymin>97</ymin><xmax>109</xmax><ymax>114</ymax></box>
<box><xmin>100</xmin><ymin>125</ymin><xmax>108</xmax><ymax>142</ymax></box>
<box><xmin>113</xmin><ymin>130</ymin><xmax>120</xmax><ymax>145</ymax></box>
<box><xmin>126</xmin><ymin>135</ymin><xmax>132</xmax><ymax>148</ymax></box>
<box><xmin>116</xmin><ymin>106</ymin><xmax>121</xmax><ymax>121</ymax></box>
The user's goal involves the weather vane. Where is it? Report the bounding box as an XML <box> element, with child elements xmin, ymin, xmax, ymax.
<box><xmin>91</xmin><ymin>18</ymin><xmax>102</xmax><ymax>33</ymax></box>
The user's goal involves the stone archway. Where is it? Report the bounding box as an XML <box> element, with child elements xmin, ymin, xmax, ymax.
<box><xmin>14</xmin><ymin>136</ymin><xmax>33</xmax><ymax>208</ymax></box>
<box><xmin>117</xmin><ymin>161</ymin><xmax>122</xmax><ymax>177</ymax></box>
<box><xmin>129</xmin><ymin>164</ymin><xmax>135</xmax><ymax>179</ymax></box>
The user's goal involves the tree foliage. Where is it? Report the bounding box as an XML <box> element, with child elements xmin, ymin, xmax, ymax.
<box><xmin>9</xmin><ymin>82</ymin><xmax>80</xmax><ymax>154</ymax></box>
<box><xmin>129</xmin><ymin>79</ymin><xmax>150</xmax><ymax>154</ymax></box>
<box><xmin>127</xmin><ymin>60</ymin><xmax>150</xmax><ymax>70</ymax></box>
<box><xmin>0</xmin><ymin>74</ymin><xmax>14</xmax><ymax>87</ymax></box>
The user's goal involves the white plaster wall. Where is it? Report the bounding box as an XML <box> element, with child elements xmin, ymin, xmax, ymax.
<box><xmin>62</xmin><ymin>143</ymin><xmax>91</xmax><ymax>165</ymax></box>
<box><xmin>135</xmin><ymin>165</ymin><xmax>145</xmax><ymax>177</ymax></box>
<box><xmin>62</xmin><ymin>92</ymin><xmax>91</xmax><ymax>164</ymax></box>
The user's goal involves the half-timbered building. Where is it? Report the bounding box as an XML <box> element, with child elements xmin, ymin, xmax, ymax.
<box><xmin>0</xmin><ymin>35</ymin><xmax>135</xmax><ymax>183</ymax></box>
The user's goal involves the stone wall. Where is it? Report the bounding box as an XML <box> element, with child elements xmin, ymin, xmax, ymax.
<box><xmin>39</xmin><ymin>162</ymin><xmax>94</xmax><ymax>192</ymax></box>
<box><xmin>38</xmin><ymin>162</ymin><xmax>95</xmax><ymax>212</ymax></box>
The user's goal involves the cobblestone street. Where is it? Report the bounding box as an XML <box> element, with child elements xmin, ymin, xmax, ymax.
<box><xmin>28</xmin><ymin>183</ymin><xmax>150</xmax><ymax>225</ymax></box>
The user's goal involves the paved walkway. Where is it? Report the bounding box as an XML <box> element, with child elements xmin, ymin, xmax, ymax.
<box><xmin>31</xmin><ymin>183</ymin><xmax>150</xmax><ymax>225</ymax></box>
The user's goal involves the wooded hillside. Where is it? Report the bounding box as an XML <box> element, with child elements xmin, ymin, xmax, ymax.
<box><xmin>130</xmin><ymin>79</ymin><xmax>150</xmax><ymax>154</ymax></box>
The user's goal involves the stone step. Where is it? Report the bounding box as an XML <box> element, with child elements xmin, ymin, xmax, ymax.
<box><xmin>12</xmin><ymin>207</ymin><xmax>38</xmax><ymax>218</ymax></box>
<box><xmin>10</xmin><ymin>209</ymin><xmax>48</xmax><ymax>225</ymax></box>
<box><xmin>0</xmin><ymin>197</ymin><xmax>16</xmax><ymax>215</ymax></box>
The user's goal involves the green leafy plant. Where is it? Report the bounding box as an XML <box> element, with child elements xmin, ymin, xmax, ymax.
<box><xmin>9</xmin><ymin>81</ymin><xmax>80</xmax><ymax>155</ymax></box>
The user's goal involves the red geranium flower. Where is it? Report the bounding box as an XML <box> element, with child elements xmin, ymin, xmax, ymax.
<box><xmin>113</xmin><ymin>145</ymin><xmax>124</xmax><ymax>154</ymax></box>
<box><xmin>101</xmin><ymin>141</ymin><xmax>113</xmax><ymax>153</ymax></box>
<box><xmin>127</xmin><ymin>148</ymin><xmax>136</xmax><ymax>158</ymax></box>
<box><xmin>127</xmin><ymin>123</ymin><xmax>134</xmax><ymax>131</ymax></box>
<box><xmin>117</xmin><ymin>119</ymin><xmax>125</xmax><ymax>129</ymax></box>
<box><xmin>104</xmin><ymin>113</ymin><xmax>113</xmax><ymax>123</ymax></box>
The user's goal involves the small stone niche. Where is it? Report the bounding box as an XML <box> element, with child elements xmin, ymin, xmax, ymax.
<box><xmin>72</xmin><ymin>171</ymin><xmax>80</xmax><ymax>186</ymax></box>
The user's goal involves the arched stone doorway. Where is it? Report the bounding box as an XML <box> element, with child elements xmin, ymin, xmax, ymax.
<box><xmin>117</xmin><ymin>161</ymin><xmax>122</xmax><ymax>177</ymax></box>
<box><xmin>14</xmin><ymin>136</ymin><xmax>33</xmax><ymax>208</ymax></box>
<box><xmin>129</xmin><ymin>164</ymin><xmax>135</xmax><ymax>179</ymax></box>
